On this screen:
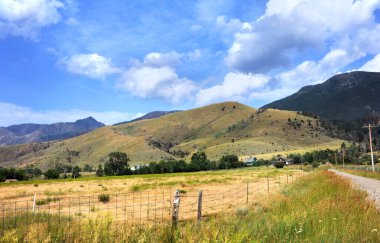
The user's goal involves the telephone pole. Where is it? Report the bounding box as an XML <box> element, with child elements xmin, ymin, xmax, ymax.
<box><xmin>363</xmin><ymin>124</ymin><xmax>377</xmax><ymax>172</ymax></box>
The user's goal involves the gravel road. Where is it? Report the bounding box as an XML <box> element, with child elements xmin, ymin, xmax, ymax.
<box><xmin>329</xmin><ymin>169</ymin><xmax>380</xmax><ymax>209</ymax></box>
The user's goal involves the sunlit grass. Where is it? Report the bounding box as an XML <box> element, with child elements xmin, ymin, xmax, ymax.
<box><xmin>1</xmin><ymin>171</ymin><xmax>379</xmax><ymax>242</ymax></box>
<box><xmin>340</xmin><ymin>169</ymin><xmax>380</xmax><ymax>180</ymax></box>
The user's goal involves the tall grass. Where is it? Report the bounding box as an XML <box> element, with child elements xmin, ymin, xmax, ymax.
<box><xmin>1</xmin><ymin>171</ymin><xmax>379</xmax><ymax>242</ymax></box>
<box><xmin>341</xmin><ymin>169</ymin><xmax>380</xmax><ymax>180</ymax></box>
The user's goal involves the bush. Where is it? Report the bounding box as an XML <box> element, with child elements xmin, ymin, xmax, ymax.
<box><xmin>96</xmin><ymin>164</ymin><xmax>104</xmax><ymax>177</ymax></box>
<box><xmin>273</xmin><ymin>161</ymin><xmax>285</xmax><ymax>168</ymax></box>
<box><xmin>312</xmin><ymin>162</ymin><xmax>320</xmax><ymax>169</ymax></box>
<box><xmin>98</xmin><ymin>194</ymin><xmax>110</xmax><ymax>203</ymax></box>
<box><xmin>44</xmin><ymin>169</ymin><xmax>60</xmax><ymax>179</ymax></box>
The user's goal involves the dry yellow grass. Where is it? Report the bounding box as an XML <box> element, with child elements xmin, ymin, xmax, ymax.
<box><xmin>0</xmin><ymin>167</ymin><xmax>305</xmax><ymax>225</ymax></box>
<box><xmin>0</xmin><ymin>101</ymin><xmax>344</xmax><ymax>169</ymax></box>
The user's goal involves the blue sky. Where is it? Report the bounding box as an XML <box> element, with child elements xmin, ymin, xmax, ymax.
<box><xmin>0</xmin><ymin>0</ymin><xmax>380</xmax><ymax>126</ymax></box>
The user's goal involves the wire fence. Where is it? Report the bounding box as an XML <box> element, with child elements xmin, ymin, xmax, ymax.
<box><xmin>338</xmin><ymin>165</ymin><xmax>380</xmax><ymax>172</ymax></box>
<box><xmin>1</xmin><ymin>171</ymin><xmax>305</xmax><ymax>236</ymax></box>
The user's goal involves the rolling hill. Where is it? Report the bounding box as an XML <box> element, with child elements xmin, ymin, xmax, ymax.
<box><xmin>113</xmin><ymin>110</ymin><xmax>181</xmax><ymax>125</ymax></box>
<box><xmin>0</xmin><ymin>102</ymin><xmax>343</xmax><ymax>169</ymax></box>
<box><xmin>263</xmin><ymin>71</ymin><xmax>380</xmax><ymax>121</ymax></box>
<box><xmin>0</xmin><ymin>117</ymin><xmax>104</xmax><ymax>146</ymax></box>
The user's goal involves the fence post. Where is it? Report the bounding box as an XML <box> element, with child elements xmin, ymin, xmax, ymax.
<box><xmin>197</xmin><ymin>190</ymin><xmax>203</xmax><ymax>223</ymax></box>
<box><xmin>32</xmin><ymin>193</ymin><xmax>36</xmax><ymax>212</ymax></box>
<box><xmin>172</xmin><ymin>190</ymin><xmax>181</xmax><ymax>227</ymax></box>
<box><xmin>2</xmin><ymin>203</ymin><xmax>4</xmax><ymax>236</ymax></box>
<box><xmin>246</xmin><ymin>183</ymin><xmax>249</xmax><ymax>204</ymax></box>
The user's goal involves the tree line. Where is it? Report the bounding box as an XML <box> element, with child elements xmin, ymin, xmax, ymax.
<box><xmin>95</xmin><ymin>152</ymin><xmax>245</xmax><ymax>177</ymax></box>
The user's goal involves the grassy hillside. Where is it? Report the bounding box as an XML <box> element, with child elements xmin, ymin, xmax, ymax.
<box><xmin>0</xmin><ymin>102</ymin><xmax>344</xmax><ymax>169</ymax></box>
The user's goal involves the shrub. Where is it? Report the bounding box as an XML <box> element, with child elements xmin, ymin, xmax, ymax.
<box><xmin>44</xmin><ymin>169</ymin><xmax>60</xmax><ymax>179</ymax></box>
<box><xmin>273</xmin><ymin>161</ymin><xmax>285</xmax><ymax>168</ymax></box>
<box><xmin>312</xmin><ymin>162</ymin><xmax>320</xmax><ymax>169</ymax></box>
<box><xmin>98</xmin><ymin>194</ymin><xmax>110</xmax><ymax>203</ymax></box>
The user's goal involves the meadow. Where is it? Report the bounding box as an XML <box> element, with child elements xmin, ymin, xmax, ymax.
<box><xmin>1</xmin><ymin>169</ymin><xmax>379</xmax><ymax>242</ymax></box>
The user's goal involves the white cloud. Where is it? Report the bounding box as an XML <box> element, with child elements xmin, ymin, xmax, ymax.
<box><xmin>119</xmin><ymin>66</ymin><xmax>197</xmax><ymax>103</ymax></box>
<box><xmin>225</xmin><ymin>0</ymin><xmax>380</xmax><ymax>73</ymax></box>
<box><xmin>216</xmin><ymin>16</ymin><xmax>246</xmax><ymax>34</ymax></box>
<box><xmin>143</xmin><ymin>51</ymin><xmax>182</xmax><ymax>67</ymax></box>
<box><xmin>59</xmin><ymin>53</ymin><xmax>120</xmax><ymax>79</ymax></box>
<box><xmin>360</xmin><ymin>54</ymin><xmax>380</xmax><ymax>72</ymax></box>
<box><xmin>0</xmin><ymin>102</ymin><xmax>143</xmax><ymax>126</ymax></box>
<box><xmin>0</xmin><ymin>0</ymin><xmax>64</xmax><ymax>39</ymax></box>
<box><xmin>196</xmin><ymin>72</ymin><xmax>269</xmax><ymax>105</ymax></box>
<box><xmin>118</xmin><ymin>50</ymin><xmax>200</xmax><ymax>103</ymax></box>
<box><xmin>278</xmin><ymin>49</ymin><xmax>365</xmax><ymax>87</ymax></box>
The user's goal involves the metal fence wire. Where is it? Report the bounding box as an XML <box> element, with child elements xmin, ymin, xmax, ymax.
<box><xmin>1</xmin><ymin>171</ymin><xmax>304</xmax><ymax>236</ymax></box>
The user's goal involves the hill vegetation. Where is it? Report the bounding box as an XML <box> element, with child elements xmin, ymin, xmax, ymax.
<box><xmin>0</xmin><ymin>102</ymin><xmax>343</xmax><ymax>169</ymax></box>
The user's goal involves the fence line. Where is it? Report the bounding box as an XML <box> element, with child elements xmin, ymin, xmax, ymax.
<box><xmin>338</xmin><ymin>165</ymin><xmax>380</xmax><ymax>172</ymax></box>
<box><xmin>1</xmin><ymin>171</ymin><xmax>305</xmax><ymax>236</ymax></box>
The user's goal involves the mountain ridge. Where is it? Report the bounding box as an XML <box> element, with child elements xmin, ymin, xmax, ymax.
<box><xmin>113</xmin><ymin>110</ymin><xmax>181</xmax><ymax>125</ymax></box>
<box><xmin>263</xmin><ymin>71</ymin><xmax>380</xmax><ymax>121</ymax></box>
<box><xmin>0</xmin><ymin>117</ymin><xmax>105</xmax><ymax>146</ymax></box>
<box><xmin>0</xmin><ymin>101</ymin><xmax>343</xmax><ymax>169</ymax></box>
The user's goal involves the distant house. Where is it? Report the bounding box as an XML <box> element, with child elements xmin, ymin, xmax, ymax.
<box><xmin>243</xmin><ymin>156</ymin><xmax>257</xmax><ymax>166</ymax></box>
<box><xmin>274</xmin><ymin>155</ymin><xmax>293</xmax><ymax>166</ymax></box>
<box><xmin>4</xmin><ymin>179</ymin><xmax>18</xmax><ymax>183</ymax></box>
<box><xmin>131</xmin><ymin>164</ymin><xmax>147</xmax><ymax>171</ymax></box>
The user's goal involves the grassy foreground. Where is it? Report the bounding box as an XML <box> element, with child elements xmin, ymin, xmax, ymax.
<box><xmin>1</xmin><ymin>170</ymin><xmax>379</xmax><ymax>242</ymax></box>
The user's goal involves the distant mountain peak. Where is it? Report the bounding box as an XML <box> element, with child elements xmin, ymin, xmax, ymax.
<box><xmin>0</xmin><ymin>117</ymin><xmax>104</xmax><ymax>146</ymax></box>
<box><xmin>263</xmin><ymin>71</ymin><xmax>380</xmax><ymax>120</ymax></box>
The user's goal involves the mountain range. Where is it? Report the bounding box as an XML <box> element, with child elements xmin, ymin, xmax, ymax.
<box><xmin>0</xmin><ymin>117</ymin><xmax>104</xmax><ymax>146</ymax></box>
<box><xmin>263</xmin><ymin>71</ymin><xmax>380</xmax><ymax>121</ymax></box>
<box><xmin>2</xmin><ymin>70</ymin><xmax>379</xmax><ymax>169</ymax></box>
<box><xmin>0</xmin><ymin>102</ymin><xmax>342</xmax><ymax>169</ymax></box>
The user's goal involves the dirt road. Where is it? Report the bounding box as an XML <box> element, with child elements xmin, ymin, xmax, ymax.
<box><xmin>330</xmin><ymin>169</ymin><xmax>380</xmax><ymax>210</ymax></box>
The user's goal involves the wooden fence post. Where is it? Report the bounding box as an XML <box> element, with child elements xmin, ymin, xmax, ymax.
<box><xmin>246</xmin><ymin>183</ymin><xmax>249</xmax><ymax>204</ymax></box>
<box><xmin>197</xmin><ymin>190</ymin><xmax>203</xmax><ymax>223</ymax></box>
<box><xmin>32</xmin><ymin>193</ymin><xmax>36</xmax><ymax>212</ymax></box>
<box><xmin>172</xmin><ymin>190</ymin><xmax>181</xmax><ymax>227</ymax></box>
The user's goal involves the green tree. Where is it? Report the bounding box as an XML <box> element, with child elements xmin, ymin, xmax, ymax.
<box><xmin>83</xmin><ymin>164</ymin><xmax>93</xmax><ymax>172</ymax></box>
<box><xmin>32</xmin><ymin>167</ymin><xmax>43</xmax><ymax>177</ymax></box>
<box><xmin>219</xmin><ymin>154</ymin><xmax>242</xmax><ymax>169</ymax></box>
<box><xmin>104</xmin><ymin>152</ymin><xmax>132</xmax><ymax>176</ymax></box>
<box><xmin>191</xmin><ymin>151</ymin><xmax>211</xmax><ymax>170</ymax></box>
<box><xmin>96</xmin><ymin>164</ymin><xmax>104</xmax><ymax>177</ymax></box>
<box><xmin>71</xmin><ymin>165</ymin><xmax>81</xmax><ymax>178</ymax></box>
<box><xmin>44</xmin><ymin>169</ymin><xmax>60</xmax><ymax>179</ymax></box>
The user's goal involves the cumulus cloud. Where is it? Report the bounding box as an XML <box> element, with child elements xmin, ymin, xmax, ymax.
<box><xmin>196</xmin><ymin>72</ymin><xmax>269</xmax><ymax>105</ymax></box>
<box><xmin>225</xmin><ymin>0</ymin><xmax>380</xmax><ymax>73</ymax></box>
<box><xmin>119</xmin><ymin>66</ymin><xmax>197</xmax><ymax>103</ymax></box>
<box><xmin>0</xmin><ymin>0</ymin><xmax>64</xmax><ymax>39</ymax></box>
<box><xmin>59</xmin><ymin>53</ymin><xmax>120</xmax><ymax>79</ymax></box>
<box><xmin>360</xmin><ymin>54</ymin><xmax>380</xmax><ymax>72</ymax></box>
<box><xmin>0</xmin><ymin>102</ymin><xmax>143</xmax><ymax>126</ymax></box>
<box><xmin>278</xmin><ymin>49</ymin><xmax>365</xmax><ymax>87</ymax></box>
